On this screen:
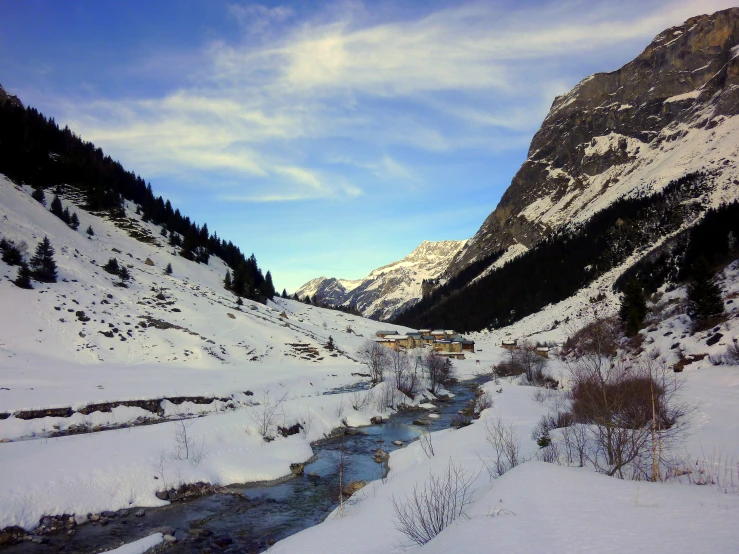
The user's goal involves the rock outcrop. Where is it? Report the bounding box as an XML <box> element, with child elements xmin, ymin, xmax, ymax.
<box><xmin>447</xmin><ymin>8</ymin><xmax>739</xmax><ymax>275</ymax></box>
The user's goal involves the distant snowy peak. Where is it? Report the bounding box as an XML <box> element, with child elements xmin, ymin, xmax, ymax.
<box><xmin>296</xmin><ymin>239</ymin><xmax>467</xmax><ymax>320</ymax></box>
<box><xmin>448</xmin><ymin>7</ymin><xmax>739</xmax><ymax>275</ymax></box>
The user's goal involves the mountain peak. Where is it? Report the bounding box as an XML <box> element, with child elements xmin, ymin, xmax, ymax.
<box><xmin>446</xmin><ymin>6</ymin><xmax>739</xmax><ymax>275</ymax></box>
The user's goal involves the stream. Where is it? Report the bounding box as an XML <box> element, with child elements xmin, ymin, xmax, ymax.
<box><xmin>3</xmin><ymin>377</ymin><xmax>488</xmax><ymax>554</ymax></box>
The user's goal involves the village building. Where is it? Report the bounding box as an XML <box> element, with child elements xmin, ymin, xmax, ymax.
<box><xmin>501</xmin><ymin>339</ymin><xmax>517</xmax><ymax>350</ymax></box>
<box><xmin>374</xmin><ymin>328</ymin><xmax>475</xmax><ymax>354</ymax></box>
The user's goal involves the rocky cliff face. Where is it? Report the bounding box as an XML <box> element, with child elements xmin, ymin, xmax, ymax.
<box><xmin>448</xmin><ymin>7</ymin><xmax>739</xmax><ymax>275</ymax></box>
<box><xmin>0</xmin><ymin>85</ymin><xmax>23</xmax><ymax>108</ymax></box>
<box><xmin>296</xmin><ymin>240</ymin><xmax>466</xmax><ymax>320</ymax></box>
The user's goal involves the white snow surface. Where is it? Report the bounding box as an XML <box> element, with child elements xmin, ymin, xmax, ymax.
<box><xmin>270</xmin><ymin>263</ymin><xmax>739</xmax><ymax>553</ymax></box>
<box><xmin>1</xmin><ymin>174</ymin><xmax>739</xmax><ymax>552</ymax></box>
<box><xmin>102</xmin><ymin>534</ymin><xmax>163</xmax><ymax>554</ymax></box>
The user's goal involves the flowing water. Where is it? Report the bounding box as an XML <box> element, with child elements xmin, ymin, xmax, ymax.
<box><xmin>4</xmin><ymin>377</ymin><xmax>488</xmax><ymax>554</ymax></box>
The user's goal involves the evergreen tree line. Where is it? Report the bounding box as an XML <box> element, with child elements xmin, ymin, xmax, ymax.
<box><xmin>616</xmin><ymin>200</ymin><xmax>739</xmax><ymax>294</ymax></box>
<box><xmin>1</xmin><ymin>235</ymin><xmax>58</xmax><ymax>288</ymax></box>
<box><xmin>224</xmin><ymin>263</ymin><xmax>275</xmax><ymax>302</ymax></box>
<box><xmin>0</xmin><ymin>98</ymin><xmax>275</xmax><ymax>300</ymax></box>
<box><xmin>393</xmin><ymin>172</ymin><xmax>715</xmax><ymax>332</ymax></box>
<box><xmin>47</xmin><ymin>191</ymin><xmax>80</xmax><ymax>230</ymax></box>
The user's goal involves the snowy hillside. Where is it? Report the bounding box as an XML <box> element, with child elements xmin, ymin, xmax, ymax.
<box><xmin>449</xmin><ymin>8</ymin><xmax>739</xmax><ymax>276</ymax></box>
<box><xmin>296</xmin><ymin>240</ymin><xmax>466</xmax><ymax>320</ymax></box>
<box><xmin>269</xmin><ymin>262</ymin><xmax>739</xmax><ymax>554</ymax></box>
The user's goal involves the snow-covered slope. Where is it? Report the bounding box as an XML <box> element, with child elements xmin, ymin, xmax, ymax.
<box><xmin>270</xmin><ymin>262</ymin><xmax>739</xmax><ymax>554</ymax></box>
<box><xmin>449</xmin><ymin>8</ymin><xmax>739</xmax><ymax>275</ymax></box>
<box><xmin>0</xmin><ymin>174</ymin><xmax>419</xmax><ymax>412</ymax></box>
<box><xmin>296</xmin><ymin>240</ymin><xmax>466</xmax><ymax>320</ymax></box>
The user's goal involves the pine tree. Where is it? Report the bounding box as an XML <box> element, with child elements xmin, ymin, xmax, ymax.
<box><xmin>686</xmin><ymin>258</ymin><xmax>724</xmax><ymax>328</ymax></box>
<box><xmin>619</xmin><ymin>278</ymin><xmax>647</xmax><ymax>336</ymax></box>
<box><xmin>62</xmin><ymin>206</ymin><xmax>72</xmax><ymax>225</ymax></box>
<box><xmin>118</xmin><ymin>265</ymin><xmax>131</xmax><ymax>284</ymax></box>
<box><xmin>224</xmin><ymin>270</ymin><xmax>232</xmax><ymax>290</ymax></box>
<box><xmin>165</xmin><ymin>263</ymin><xmax>173</xmax><ymax>275</ymax></box>
<box><xmin>261</xmin><ymin>270</ymin><xmax>275</xmax><ymax>299</ymax></box>
<box><xmin>1</xmin><ymin>241</ymin><xmax>22</xmax><ymax>266</ymax></box>
<box><xmin>31</xmin><ymin>186</ymin><xmax>46</xmax><ymax>206</ymax></box>
<box><xmin>86</xmin><ymin>225</ymin><xmax>95</xmax><ymax>236</ymax></box>
<box><xmin>70</xmin><ymin>212</ymin><xmax>80</xmax><ymax>230</ymax></box>
<box><xmin>14</xmin><ymin>263</ymin><xmax>33</xmax><ymax>289</ymax></box>
<box><xmin>103</xmin><ymin>258</ymin><xmax>120</xmax><ymax>275</ymax></box>
<box><xmin>180</xmin><ymin>234</ymin><xmax>196</xmax><ymax>261</ymax></box>
<box><xmin>30</xmin><ymin>236</ymin><xmax>57</xmax><ymax>283</ymax></box>
<box><xmin>50</xmin><ymin>195</ymin><xmax>63</xmax><ymax>218</ymax></box>
<box><xmin>281</xmin><ymin>289</ymin><xmax>288</xmax><ymax>299</ymax></box>
<box><xmin>236</xmin><ymin>297</ymin><xmax>243</xmax><ymax>306</ymax></box>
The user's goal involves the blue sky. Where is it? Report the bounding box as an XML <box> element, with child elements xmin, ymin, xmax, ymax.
<box><xmin>0</xmin><ymin>0</ymin><xmax>734</xmax><ymax>291</ymax></box>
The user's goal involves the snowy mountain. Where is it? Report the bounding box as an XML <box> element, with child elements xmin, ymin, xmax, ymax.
<box><xmin>296</xmin><ymin>240</ymin><xmax>466</xmax><ymax>320</ymax></box>
<box><xmin>447</xmin><ymin>8</ymin><xmax>739</xmax><ymax>276</ymax></box>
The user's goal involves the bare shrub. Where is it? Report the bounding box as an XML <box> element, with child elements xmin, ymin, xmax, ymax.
<box><xmin>669</xmin><ymin>448</ymin><xmax>738</xmax><ymax>494</ymax></box>
<box><xmin>357</xmin><ymin>340</ymin><xmax>390</xmax><ymax>384</ymax></box>
<box><xmin>483</xmin><ymin>416</ymin><xmax>522</xmax><ymax>478</ymax></box>
<box><xmin>566</xmin><ymin>355</ymin><xmax>690</xmax><ymax>479</ymax></box>
<box><xmin>327</xmin><ymin>434</ymin><xmax>354</xmax><ymax>517</ymax></box>
<box><xmin>450</xmin><ymin>414</ymin><xmax>472</xmax><ymax>428</ymax></box>
<box><xmin>390</xmin><ymin>349</ymin><xmax>419</xmax><ymax>399</ymax></box>
<box><xmin>350</xmin><ymin>390</ymin><xmax>371</xmax><ymax>411</ymax></box>
<box><xmin>299</xmin><ymin>411</ymin><xmax>313</xmax><ymax>439</ymax></box>
<box><xmin>172</xmin><ymin>419</ymin><xmax>207</xmax><ymax>466</ymax></box>
<box><xmin>536</xmin><ymin>441</ymin><xmax>560</xmax><ymax>464</ymax></box>
<box><xmin>493</xmin><ymin>356</ymin><xmax>525</xmax><ymax>377</ymax></box>
<box><xmin>423</xmin><ymin>351</ymin><xmax>453</xmax><ymax>394</ymax></box>
<box><xmin>392</xmin><ymin>459</ymin><xmax>476</xmax><ymax>546</ymax></box>
<box><xmin>419</xmin><ymin>428</ymin><xmax>435</xmax><ymax>458</ymax></box>
<box><xmin>247</xmin><ymin>387</ymin><xmax>289</xmax><ymax>438</ymax></box>
<box><xmin>562</xmin><ymin>316</ymin><xmax>621</xmax><ymax>359</ymax></box>
<box><xmin>473</xmin><ymin>391</ymin><xmax>493</xmax><ymax>414</ymax></box>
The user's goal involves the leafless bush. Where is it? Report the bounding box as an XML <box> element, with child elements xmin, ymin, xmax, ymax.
<box><xmin>450</xmin><ymin>414</ymin><xmax>472</xmax><ymax>429</ymax></box>
<box><xmin>423</xmin><ymin>351</ymin><xmax>453</xmax><ymax>394</ymax></box>
<box><xmin>562</xmin><ymin>316</ymin><xmax>621</xmax><ymax>359</ymax></box>
<box><xmin>419</xmin><ymin>428</ymin><xmax>435</xmax><ymax>458</ymax></box>
<box><xmin>565</xmin><ymin>355</ymin><xmax>691</xmax><ymax>480</ymax></box>
<box><xmin>669</xmin><ymin>448</ymin><xmax>739</xmax><ymax>494</ymax></box>
<box><xmin>172</xmin><ymin>419</ymin><xmax>207</xmax><ymax>466</ymax></box>
<box><xmin>392</xmin><ymin>459</ymin><xmax>476</xmax><ymax>546</ymax></box>
<box><xmin>536</xmin><ymin>441</ymin><xmax>560</xmax><ymax>464</ymax></box>
<box><xmin>357</xmin><ymin>340</ymin><xmax>390</xmax><ymax>384</ymax></box>
<box><xmin>493</xmin><ymin>356</ymin><xmax>525</xmax><ymax>377</ymax></box>
<box><xmin>327</xmin><ymin>434</ymin><xmax>354</xmax><ymax>517</ymax></box>
<box><xmin>561</xmin><ymin>423</ymin><xmax>590</xmax><ymax>467</ymax></box>
<box><xmin>390</xmin><ymin>349</ymin><xmax>420</xmax><ymax>399</ymax></box>
<box><xmin>350</xmin><ymin>390</ymin><xmax>371</xmax><ymax>411</ymax></box>
<box><xmin>483</xmin><ymin>416</ymin><xmax>522</xmax><ymax>478</ymax></box>
<box><xmin>300</xmin><ymin>411</ymin><xmax>313</xmax><ymax>439</ymax></box>
<box><xmin>247</xmin><ymin>387</ymin><xmax>289</xmax><ymax>438</ymax></box>
<box><xmin>473</xmin><ymin>391</ymin><xmax>493</xmax><ymax>414</ymax></box>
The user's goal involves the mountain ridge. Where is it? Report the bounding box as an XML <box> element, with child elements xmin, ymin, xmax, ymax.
<box><xmin>296</xmin><ymin>239</ymin><xmax>466</xmax><ymax>320</ymax></box>
<box><xmin>445</xmin><ymin>7</ymin><xmax>739</xmax><ymax>277</ymax></box>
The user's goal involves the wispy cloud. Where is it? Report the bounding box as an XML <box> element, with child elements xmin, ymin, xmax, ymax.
<box><xmin>50</xmin><ymin>0</ymin><xmax>737</xmax><ymax>204</ymax></box>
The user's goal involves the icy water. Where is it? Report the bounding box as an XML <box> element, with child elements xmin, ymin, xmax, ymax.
<box><xmin>4</xmin><ymin>377</ymin><xmax>487</xmax><ymax>554</ymax></box>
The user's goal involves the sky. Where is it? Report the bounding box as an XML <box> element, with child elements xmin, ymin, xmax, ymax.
<box><xmin>0</xmin><ymin>0</ymin><xmax>736</xmax><ymax>292</ymax></box>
